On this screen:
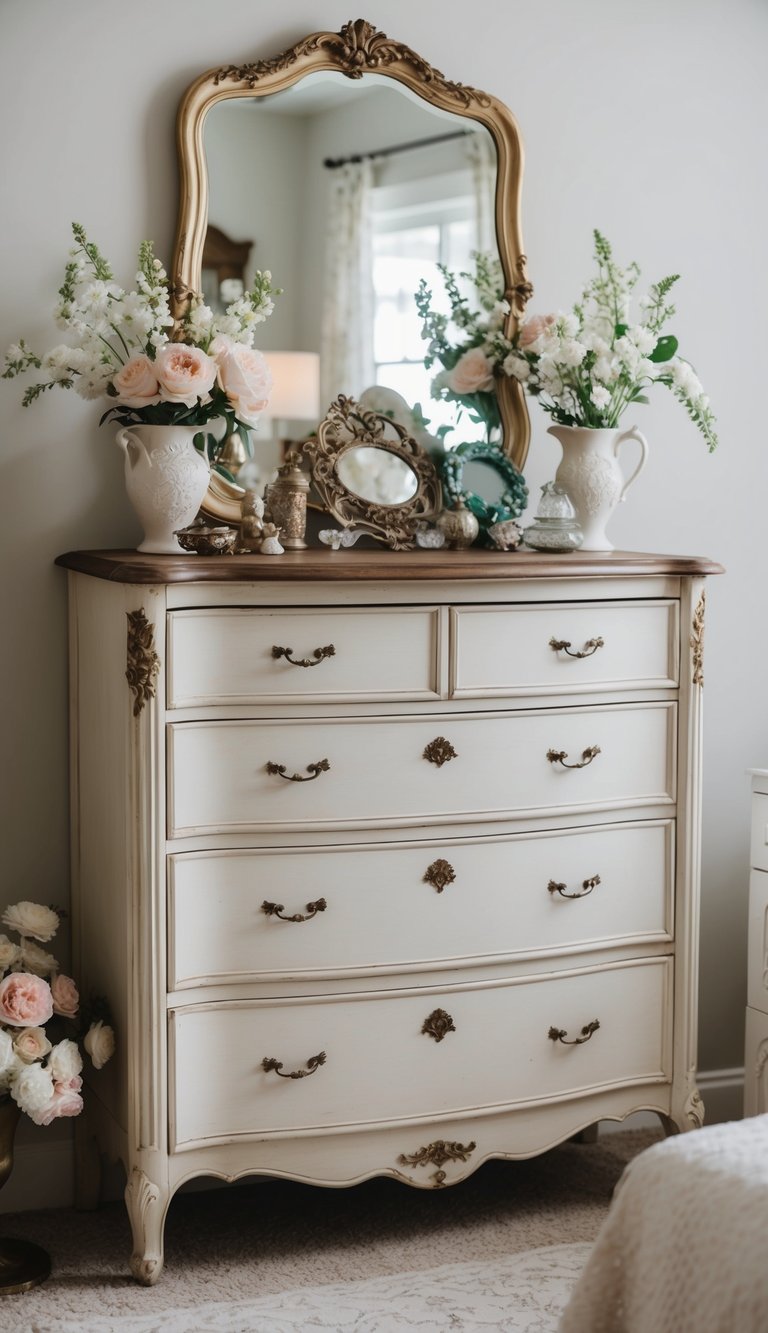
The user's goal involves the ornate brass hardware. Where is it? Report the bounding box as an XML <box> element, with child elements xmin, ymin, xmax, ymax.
<box><xmin>423</xmin><ymin>737</ymin><xmax>458</xmax><ymax>767</ymax></box>
<box><xmin>261</xmin><ymin>898</ymin><xmax>327</xmax><ymax>922</ymax></box>
<box><xmin>549</xmin><ymin>636</ymin><xmax>604</xmax><ymax>658</ymax></box>
<box><xmin>272</xmin><ymin>644</ymin><xmax>336</xmax><ymax>668</ymax></box>
<box><xmin>546</xmin><ymin>745</ymin><xmax>601</xmax><ymax>769</ymax></box>
<box><xmin>421</xmin><ymin>1008</ymin><xmax>456</xmax><ymax>1042</ymax></box>
<box><xmin>266</xmin><ymin>759</ymin><xmax>331</xmax><ymax>782</ymax></box>
<box><xmin>397</xmin><ymin>1138</ymin><xmax>476</xmax><ymax>1188</ymax></box>
<box><xmin>548</xmin><ymin>875</ymin><xmax>601</xmax><ymax>900</ymax></box>
<box><xmin>125</xmin><ymin>610</ymin><xmax>160</xmax><ymax>717</ymax></box>
<box><xmin>548</xmin><ymin>1020</ymin><xmax>600</xmax><ymax>1045</ymax></box>
<box><xmin>423</xmin><ymin>859</ymin><xmax>456</xmax><ymax>893</ymax></box>
<box><xmin>261</xmin><ymin>1052</ymin><xmax>327</xmax><ymax>1079</ymax></box>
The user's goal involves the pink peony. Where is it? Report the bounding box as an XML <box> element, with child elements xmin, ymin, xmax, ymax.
<box><xmin>447</xmin><ymin>347</ymin><xmax>495</xmax><ymax>395</ymax></box>
<box><xmin>214</xmin><ymin>343</ymin><xmax>272</xmax><ymax>427</ymax></box>
<box><xmin>154</xmin><ymin>343</ymin><xmax>217</xmax><ymax>407</ymax></box>
<box><xmin>50</xmin><ymin>973</ymin><xmax>79</xmax><ymax>1019</ymax></box>
<box><xmin>0</xmin><ymin>972</ymin><xmax>53</xmax><ymax>1027</ymax></box>
<box><xmin>30</xmin><ymin>1075</ymin><xmax>83</xmax><ymax>1126</ymax></box>
<box><xmin>112</xmin><ymin>353</ymin><xmax>161</xmax><ymax>408</ymax></box>
<box><xmin>518</xmin><ymin>313</ymin><xmax>556</xmax><ymax>350</ymax></box>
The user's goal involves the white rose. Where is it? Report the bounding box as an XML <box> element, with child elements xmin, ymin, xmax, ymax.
<box><xmin>11</xmin><ymin>1062</ymin><xmax>54</xmax><ymax>1116</ymax></box>
<box><xmin>84</xmin><ymin>1020</ymin><xmax>115</xmax><ymax>1070</ymax></box>
<box><xmin>19</xmin><ymin>940</ymin><xmax>57</xmax><ymax>977</ymax></box>
<box><xmin>0</xmin><ymin>1029</ymin><xmax>15</xmax><ymax>1080</ymax></box>
<box><xmin>13</xmin><ymin>1027</ymin><xmax>52</xmax><ymax>1064</ymax></box>
<box><xmin>1</xmin><ymin>902</ymin><xmax>59</xmax><ymax>943</ymax></box>
<box><xmin>214</xmin><ymin>343</ymin><xmax>272</xmax><ymax>427</ymax></box>
<box><xmin>0</xmin><ymin>935</ymin><xmax>21</xmax><ymax>972</ymax></box>
<box><xmin>48</xmin><ymin>1039</ymin><xmax>83</xmax><ymax>1085</ymax></box>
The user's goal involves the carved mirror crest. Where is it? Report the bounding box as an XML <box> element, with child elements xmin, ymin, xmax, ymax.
<box><xmin>171</xmin><ymin>19</ymin><xmax>531</xmax><ymax>524</ymax></box>
<box><xmin>303</xmin><ymin>395</ymin><xmax>441</xmax><ymax>549</ymax></box>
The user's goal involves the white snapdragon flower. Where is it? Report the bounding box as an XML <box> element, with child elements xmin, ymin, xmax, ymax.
<box><xmin>487</xmin><ymin>299</ymin><xmax>511</xmax><ymax>332</ymax></box>
<box><xmin>555</xmin><ymin>338</ymin><xmax>587</xmax><ymax>369</ymax></box>
<box><xmin>593</xmin><ymin>354</ymin><xmax>620</xmax><ymax>384</ymax></box>
<box><xmin>119</xmin><ymin>293</ymin><xmax>156</xmax><ymax>338</ymax></box>
<box><xmin>502</xmin><ymin>352</ymin><xmax>531</xmax><ymax>382</ymax></box>
<box><xmin>590</xmin><ymin>385</ymin><xmax>612</xmax><ymax>410</ymax></box>
<box><xmin>627</xmin><ymin>324</ymin><xmax>657</xmax><ymax>356</ymax></box>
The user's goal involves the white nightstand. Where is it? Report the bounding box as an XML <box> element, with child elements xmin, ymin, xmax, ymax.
<box><xmin>745</xmin><ymin>770</ymin><xmax>768</xmax><ymax>1115</ymax></box>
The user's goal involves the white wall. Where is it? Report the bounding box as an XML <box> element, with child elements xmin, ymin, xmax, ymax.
<box><xmin>0</xmin><ymin>0</ymin><xmax>763</xmax><ymax>1202</ymax></box>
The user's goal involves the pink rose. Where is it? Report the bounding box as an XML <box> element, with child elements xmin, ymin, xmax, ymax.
<box><xmin>447</xmin><ymin>347</ymin><xmax>495</xmax><ymax>395</ymax></box>
<box><xmin>50</xmin><ymin>973</ymin><xmax>79</xmax><ymax>1019</ymax></box>
<box><xmin>154</xmin><ymin>343</ymin><xmax>217</xmax><ymax>408</ymax></box>
<box><xmin>518</xmin><ymin>313</ymin><xmax>556</xmax><ymax>350</ymax></box>
<box><xmin>30</xmin><ymin>1075</ymin><xmax>83</xmax><ymax>1127</ymax></box>
<box><xmin>112</xmin><ymin>353</ymin><xmax>160</xmax><ymax>408</ymax></box>
<box><xmin>0</xmin><ymin>973</ymin><xmax>53</xmax><ymax>1027</ymax></box>
<box><xmin>214</xmin><ymin>343</ymin><xmax>272</xmax><ymax>427</ymax></box>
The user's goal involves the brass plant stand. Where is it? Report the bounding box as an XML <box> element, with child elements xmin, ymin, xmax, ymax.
<box><xmin>0</xmin><ymin>1098</ymin><xmax>51</xmax><ymax>1294</ymax></box>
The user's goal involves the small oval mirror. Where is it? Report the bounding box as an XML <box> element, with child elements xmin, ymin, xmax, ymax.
<box><xmin>336</xmin><ymin>447</ymin><xmax>419</xmax><ymax>506</ymax></box>
<box><xmin>462</xmin><ymin>460</ymin><xmax>509</xmax><ymax>505</ymax></box>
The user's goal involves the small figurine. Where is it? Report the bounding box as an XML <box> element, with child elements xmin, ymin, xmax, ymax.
<box><xmin>259</xmin><ymin>522</ymin><xmax>285</xmax><ymax>555</ymax></box>
<box><xmin>236</xmin><ymin>489</ymin><xmax>265</xmax><ymax>553</ymax></box>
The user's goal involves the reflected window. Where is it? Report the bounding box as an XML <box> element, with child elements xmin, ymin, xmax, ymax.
<box><xmin>371</xmin><ymin>186</ymin><xmax>485</xmax><ymax>445</ymax></box>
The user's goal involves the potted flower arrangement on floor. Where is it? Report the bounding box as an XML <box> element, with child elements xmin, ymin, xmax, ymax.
<box><xmin>3</xmin><ymin>224</ymin><xmax>281</xmax><ymax>553</ymax></box>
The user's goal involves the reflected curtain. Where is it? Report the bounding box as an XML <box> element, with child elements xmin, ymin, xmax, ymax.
<box><xmin>466</xmin><ymin>133</ymin><xmax>496</xmax><ymax>255</ymax></box>
<box><xmin>321</xmin><ymin>160</ymin><xmax>375</xmax><ymax>409</ymax></box>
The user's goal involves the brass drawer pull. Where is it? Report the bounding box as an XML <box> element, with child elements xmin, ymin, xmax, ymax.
<box><xmin>262</xmin><ymin>1052</ymin><xmax>327</xmax><ymax>1079</ymax></box>
<box><xmin>262</xmin><ymin>898</ymin><xmax>327</xmax><ymax>922</ymax></box>
<box><xmin>549</xmin><ymin>636</ymin><xmax>604</xmax><ymax>658</ymax></box>
<box><xmin>266</xmin><ymin>759</ymin><xmax>330</xmax><ymax>782</ymax></box>
<box><xmin>272</xmin><ymin>644</ymin><xmax>336</xmax><ymax>668</ymax></box>
<box><xmin>424</xmin><ymin>737</ymin><xmax>458</xmax><ymax>767</ymax></box>
<box><xmin>547</xmin><ymin>745</ymin><xmax>601</xmax><ymax>769</ymax></box>
<box><xmin>548</xmin><ymin>1020</ymin><xmax>600</xmax><ymax>1045</ymax></box>
<box><xmin>548</xmin><ymin>875</ymin><xmax>601</xmax><ymax>900</ymax></box>
<box><xmin>424</xmin><ymin>859</ymin><xmax>456</xmax><ymax>893</ymax></box>
<box><xmin>421</xmin><ymin>1008</ymin><xmax>455</xmax><ymax>1042</ymax></box>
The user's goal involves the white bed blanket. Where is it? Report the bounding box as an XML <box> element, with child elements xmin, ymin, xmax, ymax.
<box><xmin>559</xmin><ymin>1115</ymin><xmax>768</xmax><ymax>1333</ymax></box>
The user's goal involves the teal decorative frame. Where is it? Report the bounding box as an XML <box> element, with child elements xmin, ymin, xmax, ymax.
<box><xmin>441</xmin><ymin>442</ymin><xmax>528</xmax><ymax>534</ymax></box>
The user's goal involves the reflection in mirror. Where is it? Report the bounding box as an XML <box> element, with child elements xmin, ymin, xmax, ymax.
<box><xmin>336</xmin><ymin>446</ymin><xmax>419</xmax><ymax>505</ymax></box>
<box><xmin>202</xmin><ymin>76</ymin><xmax>498</xmax><ymax>445</ymax></box>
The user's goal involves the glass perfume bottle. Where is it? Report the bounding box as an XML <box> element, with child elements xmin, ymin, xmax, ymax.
<box><xmin>523</xmin><ymin>483</ymin><xmax>583</xmax><ymax>553</ymax></box>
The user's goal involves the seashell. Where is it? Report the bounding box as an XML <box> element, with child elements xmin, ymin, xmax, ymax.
<box><xmin>488</xmin><ymin>518</ymin><xmax>524</xmax><ymax>551</ymax></box>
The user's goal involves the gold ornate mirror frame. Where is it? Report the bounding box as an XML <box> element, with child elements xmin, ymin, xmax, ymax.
<box><xmin>303</xmin><ymin>395</ymin><xmax>442</xmax><ymax>549</ymax></box>
<box><xmin>171</xmin><ymin>19</ymin><xmax>532</xmax><ymax>523</ymax></box>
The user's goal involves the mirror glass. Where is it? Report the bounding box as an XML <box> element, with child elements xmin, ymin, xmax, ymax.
<box><xmin>336</xmin><ymin>446</ymin><xmax>419</xmax><ymax>505</ymax></box>
<box><xmin>202</xmin><ymin>73</ymin><xmax>499</xmax><ymax>473</ymax></box>
<box><xmin>462</xmin><ymin>460</ymin><xmax>508</xmax><ymax>505</ymax></box>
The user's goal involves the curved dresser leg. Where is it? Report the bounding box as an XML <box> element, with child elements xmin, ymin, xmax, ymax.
<box><xmin>125</xmin><ymin>1167</ymin><xmax>170</xmax><ymax>1285</ymax></box>
<box><xmin>660</xmin><ymin>1082</ymin><xmax>706</xmax><ymax>1137</ymax></box>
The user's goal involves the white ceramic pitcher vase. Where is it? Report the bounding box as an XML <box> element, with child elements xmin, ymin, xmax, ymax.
<box><xmin>549</xmin><ymin>424</ymin><xmax>649</xmax><ymax>552</ymax></box>
<box><xmin>116</xmin><ymin>425</ymin><xmax>210</xmax><ymax>555</ymax></box>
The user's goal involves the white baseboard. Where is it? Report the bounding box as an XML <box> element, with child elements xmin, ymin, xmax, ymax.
<box><xmin>0</xmin><ymin>1067</ymin><xmax>747</xmax><ymax>1214</ymax></box>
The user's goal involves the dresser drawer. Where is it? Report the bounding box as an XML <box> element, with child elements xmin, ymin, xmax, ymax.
<box><xmin>168</xmin><ymin>821</ymin><xmax>674</xmax><ymax>987</ymax></box>
<box><xmin>169</xmin><ymin>958</ymin><xmax>672</xmax><ymax>1148</ymax></box>
<box><xmin>167</xmin><ymin>606</ymin><xmax>442</xmax><ymax>707</ymax></box>
<box><xmin>167</xmin><ymin>703</ymin><xmax>676</xmax><ymax>836</ymax></box>
<box><xmin>452</xmin><ymin>600</ymin><xmax>679</xmax><ymax>698</ymax></box>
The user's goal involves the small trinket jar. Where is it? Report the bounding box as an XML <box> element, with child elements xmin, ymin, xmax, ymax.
<box><xmin>435</xmin><ymin>497</ymin><xmax>479</xmax><ymax>550</ymax></box>
<box><xmin>260</xmin><ymin>522</ymin><xmax>285</xmax><ymax>555</ymax></box>
<box><xmin>263</xmin><ymin>450</ymin><xmax>310</xmax><ymax>550</ymax></box>
<box><xmin>523</xmin><ymin>483</ymin><xmax>584</xmax><ymax>553</ymax></box>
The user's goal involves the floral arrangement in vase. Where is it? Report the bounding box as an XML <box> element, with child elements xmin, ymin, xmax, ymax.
<box><xmin>499</xmin><ymin>230</ymin><xmax>717</xmax><ymax>451</ymax></box>
<box><xmin>3</xmin><ymin>223</ymin><xmax>280</xmax><ymax>463</ymax></box>
<box><xmin>0</xmin><ymin>900</ymin><xmax>114</xmax><ymax>1126</ymax></box>
<box><xmin>415</xmin><ymin>251</ymin><xmax>510</xmax><ymax>445</ymax></box>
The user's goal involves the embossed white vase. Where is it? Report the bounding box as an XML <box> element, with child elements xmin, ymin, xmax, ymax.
<box><xmin>550</xmin><ymin>424</ymin><xmax>648</xmax><ymax>552</ymax></box>
<box><xmin>116</xmin><ymin>425</ymin><xmax>210</xmax><ymax>555</ymax></box>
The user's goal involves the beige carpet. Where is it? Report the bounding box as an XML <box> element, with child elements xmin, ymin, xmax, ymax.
<box><xmin>0</xmin><ymin>1129</ymin><xmax>659</xmax><ymax>1331</ymax></box>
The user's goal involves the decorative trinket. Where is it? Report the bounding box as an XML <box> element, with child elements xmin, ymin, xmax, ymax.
<box><xmin>318</xmin><ymin>528</ymin><xmax>363</xmax><ymax>550</ymax></box>
<box><xmin>435</xmin><ymin>497</ymin><xmax>479</xmax><ymax>550</ymax></box>
<box><xmin>523</xmin><ymin>482</ymin><xmax>584</xmax><ymax>553</ymax></box>
<box><xmin>487</xmin><ymin>518</ymin><xmax>523</xmax><ymax>551</ymax></box>
<box><xmin>235</xmin><ymin>489</ymin><xmax>265</xmax><ymax>553</ymax></box>
<box><xmin>176</xmin><ymin>524</ymin><xmax>238</xmax><ymax>555</ymax></box>
<box><xmin>259</xmin><ymin>523</ymin><xmax>285</xmax><ymax>555</ymax></box>
<box><xmin>263</xmin><ymin>450</ymin><xmax>310</xmax><ymax>550</ymax></box>
<box><xmin>415</xmin><ymin>527</ymin><xmax>446</xmax><ymax>549</ymax></box>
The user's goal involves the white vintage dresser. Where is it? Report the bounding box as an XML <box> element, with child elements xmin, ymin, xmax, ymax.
<box><xmin>57</xmin><ymin>546</ymin><xmax>718</xmax><ymax>1283</ymax></box>
<box><xmin>745</xmin><ymin>769</ymin><xmax>768</xmax><ymax>1116</ymax></box>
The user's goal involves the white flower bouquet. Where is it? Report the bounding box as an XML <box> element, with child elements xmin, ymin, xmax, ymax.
<box><xmin>500</xmin><ymin>231</ymin><xmax>718</xmax><ymax>451</ymax></box>
<box><xmin>415</xmin><ymin>252</ymin><xmax>510</xmax><ymax>443</ymax></box>
<box><xmin>3</xmin><ymin>223</ymin><xmax>282</xmax><ymax>479</ymax></box>
<box><xmin>0</xmin><ymin>901</ymin><xmax>114</xmax><ymax>1126</ymax></box>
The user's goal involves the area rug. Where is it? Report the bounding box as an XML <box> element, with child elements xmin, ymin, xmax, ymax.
<box><xmin>20</xmin><ymin>1242</ymin><xmax>591</xmax><ymax>1333</ymax></box>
